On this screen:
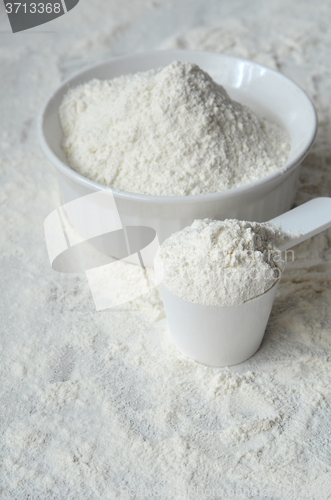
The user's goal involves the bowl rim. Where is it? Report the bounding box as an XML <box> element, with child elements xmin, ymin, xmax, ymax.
<box><xmin>38</xmin><ymin>49</ymin><xmax>318</xmax><ymax>205</ymax></box>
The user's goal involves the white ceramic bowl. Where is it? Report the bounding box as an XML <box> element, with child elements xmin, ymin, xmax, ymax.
<box><xmin>38</xmin><ymin>50</ymin><xmax>317</xmax><ymax>266</ymax></box>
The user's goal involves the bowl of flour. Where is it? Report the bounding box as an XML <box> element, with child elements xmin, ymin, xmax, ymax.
<box><xmin>39</xmin><ymin>50</ymin><xmax>317</xmax><ymax>264</ymax></box>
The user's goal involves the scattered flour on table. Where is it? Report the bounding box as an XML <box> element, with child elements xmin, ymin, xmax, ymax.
<box><xmin>2</xmin><ymin>1</ymin><xmax>331</xmax><ymax>499</ymax></box>
<box><xmin>155</xmin><ymin>218</ymin><xmax>288</xmax><ymax>306</ymax></box>
<box><xmin>59</xmin><ymin>61</ymin><xmax>290</xmax><ymax>196</ymax></box>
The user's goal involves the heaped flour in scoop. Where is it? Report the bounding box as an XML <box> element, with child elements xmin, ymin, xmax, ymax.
<box><xmin>155</xmin><ymin>218</ymin><xmax>288</xmax><ymax>306</ymax></box>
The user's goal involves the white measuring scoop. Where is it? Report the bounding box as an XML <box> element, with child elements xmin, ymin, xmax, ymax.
<box><xmin>160</xmin><ymin>197</ymin><xmax>331</xmax><ymax>367</ymax></box>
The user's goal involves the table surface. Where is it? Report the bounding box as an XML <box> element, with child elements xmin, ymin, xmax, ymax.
<box><xmin>1</xmin><ymin>0</ymin><xmax>331</xmax><ymax>498</ymax></box>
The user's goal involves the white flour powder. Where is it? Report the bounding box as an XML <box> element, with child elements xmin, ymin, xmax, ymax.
<box><xmin>155</xmin><ymin>219</ymin><xmax>287</xmax><ymax>306</ymax></box>
<box><xmin>59</xmin><ymin>61</ymin><xmax>290</xmax><ymax>196</ymax></box>
<box><xmin>2</xmin><ymin>0</ymin><xmax>331</xmax><ymax>498</ymax></box>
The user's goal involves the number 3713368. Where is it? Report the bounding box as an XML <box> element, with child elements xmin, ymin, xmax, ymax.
<box><xmin>5</xmin><ymin>2</ymin><xmax>62</xmax><ymax>14</ymax></box>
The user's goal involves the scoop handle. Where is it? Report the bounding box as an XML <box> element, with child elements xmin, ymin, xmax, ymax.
<box><xmin>269</xmin><ymin>197</ymin><xmax>331</xmax><ymax>250</ymax></box>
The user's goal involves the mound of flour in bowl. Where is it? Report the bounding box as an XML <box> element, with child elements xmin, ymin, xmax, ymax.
<box><xmin>59</xmin><ymin>61</ymin><xmax>290</xmax><ymax>196</ymax></box>
<box><xmin>154</xmin><ymin>219</ymin><xmax>288</xmax><ymax>306</ymax></box>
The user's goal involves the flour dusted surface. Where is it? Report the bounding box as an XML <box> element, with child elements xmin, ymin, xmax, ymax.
<box><xmin>3</xmin><ymin>0</ymin><xmax>331</xmax><ymax>498</ymax></box>
<box><xmin>60</xmin><ymin>61</ymin><xmax>290</xmax><ymax>196</ymax></box>
<box><xmin>155</xmin><ymin>218</ymin><xmax>286</xmax><ymax>306</ymax></box>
